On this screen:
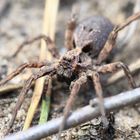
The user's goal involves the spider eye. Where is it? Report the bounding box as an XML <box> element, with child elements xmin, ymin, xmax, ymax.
<box><xmin>82</xmin><ymin>44</ymin><xmax>91</xmax><ymax>52</ymax></box>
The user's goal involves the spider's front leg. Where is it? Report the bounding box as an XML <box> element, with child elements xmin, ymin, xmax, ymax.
<box><xmin>57</xmin><ymin>73</ymin><xmax>87</xmax><ymax>140</ymax></box>
<box><xmin>97</xmin><ymin>62</ymin><xmax>136</xmax><ymax>88</ymax></box>
<box><xmin>0</xmin><ymin>61</ymin><xmax>50</xmax><ymax>86</ymax></box>
<box><xmin>5</xmin><ymin>65</ymin><xmax>56</xmax><ymax>135</ymax></box>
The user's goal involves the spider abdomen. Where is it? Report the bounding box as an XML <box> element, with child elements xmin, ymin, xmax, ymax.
<box><xmin>73</xmin><ymin>16</ymin><xmax>114</xmax><ymax>58</ymax></box>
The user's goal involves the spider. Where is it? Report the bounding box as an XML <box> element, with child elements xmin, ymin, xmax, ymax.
<box><xmin>0</xmin><ymin>11</ymin><xmax>139</xmax><ymax>139</ymax></box>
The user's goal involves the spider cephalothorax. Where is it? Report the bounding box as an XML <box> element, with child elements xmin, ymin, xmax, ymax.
<box><xmin>57</xmin><ymin>48</ymin><xmax>93</xmax><ymax>84</ymax></box>
<box><xmin>57</xmin><ymin>48</ymin><xmax>81</xmax><ymax>82</ymax></box>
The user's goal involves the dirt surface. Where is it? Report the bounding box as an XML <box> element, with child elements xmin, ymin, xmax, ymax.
<box><xmin>0</xmin><ymin>0</ymin><xmax>140</xmax><ymax>139</ymax></box>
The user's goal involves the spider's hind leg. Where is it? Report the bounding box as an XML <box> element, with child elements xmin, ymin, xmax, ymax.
<box><xmin>11</xmin><ymin>34</ymin><xmax>59</xmax><ymax>58</ymax></box>
<box><xmin>98</xmin><ymin>62</ymin><xmax>136</xmax><ymax>88</ymax></box>
<box><xmin>97</xmin><ymin>12</ymin><xmax>140</xmax><ymax>65</ymax></box>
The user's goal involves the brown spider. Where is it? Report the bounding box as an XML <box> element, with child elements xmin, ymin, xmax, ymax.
<box><xmin>0</xmin><ymin>11</ymin><xmax>140</xmax><ymax>139</ymax></box>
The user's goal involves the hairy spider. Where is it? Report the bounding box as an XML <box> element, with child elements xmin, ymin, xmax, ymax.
<box><xmin>0</xmin><ymin>11</ymin><xmax>139</xmax><ymax>139</ymax></box>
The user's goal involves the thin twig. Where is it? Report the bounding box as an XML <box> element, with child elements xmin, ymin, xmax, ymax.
<box><xmin>3</xmin><ymin>87</ymin><xmax>140</xmax><ymax>140</ymax></box>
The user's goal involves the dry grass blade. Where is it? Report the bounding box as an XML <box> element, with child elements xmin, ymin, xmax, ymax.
<box><xmin>23</xmin><ymin>0</ymin><xmax>59</xmax><ymax>130</ymax></box>
<box><xmin>0</xmin><ymin>84</ymin><xmax>23</xmax><ymax>95</ymax></box>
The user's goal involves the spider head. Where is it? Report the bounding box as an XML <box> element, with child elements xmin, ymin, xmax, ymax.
<box><xmin>57</xmin><ymin>48</ymin><xmax>81</xmax><ymax>84</ymax></box>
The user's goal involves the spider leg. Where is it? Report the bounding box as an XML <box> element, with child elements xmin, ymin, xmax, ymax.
<box><xmin>57</xmin><ymin>73</ymin><xmax>87</xmax><ymax>140</ymax></box>
<box><xmin>97</xmin><ymin>12</ymin><xmax>140</xmax><ymax>64</ymax></box>
<box><xmin>11</xmin><ymin>34</ymin><xmax>60</xmax><ymax>58</ymax></box>
<box><xmin>0</xmin><ymin>61</ymin><xmax>50</xmax><ymax>86</ymax></box>
<box><xmin>92</xmin><ymin>72</ymin><xmax>108</xmax><ymax>128</ymax></box>
<box><xmin>5</xmin><ymin>65</ymin><xmax>56</xmax><ymax>135</ymax></box>
<box><xmin>97</xmin><ymin>62</ymin><xmax>136</xmax><ymax>88</ymax></box>
<box><xmin>65</xmin><ymin>8</ymin><xmax>78</xmax><ymax>51</ymax></box>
